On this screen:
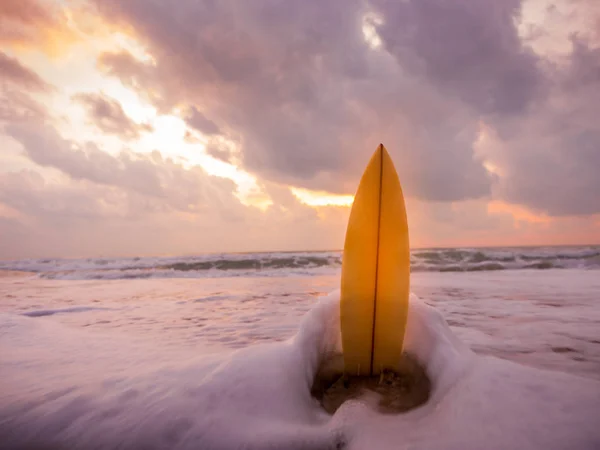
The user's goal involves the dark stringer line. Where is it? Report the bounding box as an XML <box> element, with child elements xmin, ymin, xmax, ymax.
<box><xmin>369</xmin><ymin>145</ymin><xmax>384</xmax><ymax>375</ymax></box>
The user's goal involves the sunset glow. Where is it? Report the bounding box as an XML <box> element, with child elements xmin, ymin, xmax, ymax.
<box><xmin>291</xmin><ymin>188</ymin><xmax>355</xmax><ymax>208</ymax></box>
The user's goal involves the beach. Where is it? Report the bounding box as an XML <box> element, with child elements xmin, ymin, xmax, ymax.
<box><xmin>1</xmin><ymin>248</ymin><xmax>600</xmax><ymax>448</ymax></box>
<box><xmin>1</xmin><ymin>248</ymin><xmax>599</xmax><ymax>378</ymax></box>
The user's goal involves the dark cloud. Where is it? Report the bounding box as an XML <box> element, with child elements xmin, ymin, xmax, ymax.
<box><xmin>97</xmin><ymin>51</ymin><xmax>168</xmax><ymax>111</ymax></box>
<box><xmin>206</xmin><ymin>142</ymin><xmax>234</xmax><ymax>164</ymax></box>
<box><xmin>565</xmin><ymin>38</ymin><xmax>600</xmax><ymax>89</ymax></box>
<box><xmin>184</xmin><ymin>106</ymin><xmax>220</xmax><ymax>136</ymax></box>
<box><xmin>73</xmin><ymin>92</ymin><xmax>153</xmax><ymax>140</ymax></box>
<box><xmin>93</xmin><ymin>0</ymin><xmax>492</xmax><ymax>202</ymax></box>
<box><xmin>0</xmin><ymin>51</ymin><xmax>53</xmax><ymax>91</ymax></box>
<box><xmin>0</xmin><ymin>88</ymin><xmax>47</xmax><ymax>122</ymax></box>
<box><xmin>483</xmin><ymin>38</ymin><xmax>600</xmax><ymax>216</ymax></box>
<box><xmin>0</xmin><ymin>53</ymin><xmax>50</xmax><ymax>124</ymax></box>
<box><xmin>372</xmin><ymin>0</ymin><xmax>544</xmax><ymax>115</ymax></box>
<box><xmin>91</xmin><ymin>0</ymin><xmax>599</xmax><ymax>215</ymax></box>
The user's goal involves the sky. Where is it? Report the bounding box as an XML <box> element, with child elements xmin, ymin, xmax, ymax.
<box><xmin>1</xmin><ymin>0</ymin><xmax>599</xmax><ymax>259</ymax></box>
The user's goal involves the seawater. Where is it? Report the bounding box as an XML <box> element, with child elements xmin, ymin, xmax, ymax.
<box><xmin>1</xmin><ymin>268</ymin><xmax>599</xmax><ymax>380</ymax></box>
<box><xmin>1</xmin><ymin>245</ymin><xmax>599</xmax><ymax>280</ymax></box>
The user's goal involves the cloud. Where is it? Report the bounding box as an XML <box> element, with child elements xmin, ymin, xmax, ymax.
<box><xmin>1</xmin><ymin>120</ymin><xmax>597</xmax><ymax>259</ymax></box>
<box><xmin>0</xmin><ymin>0</ymin><xmax>83</xmax><ymax>54</ymax></box>
<box><xmin>479</xmin><ymin>38</ymin><xmax>600</xmax><ymax>216</ymax></box>
<box><xmin>0</xmin><ymin>176</ymin><xmax>349</xmax><ymax>259</ymax></box>
<box><xmin>93</xmin><ymin>0</ymin><xmax>600</xmax><ymax>216</ymax></box>
<box><xmin>205</xmin><ymin>142</ymin><xmax>234</xmax><ymax>164</ymax></box>
<box><xmin>0</xmin><ymin>137</ymin><xmax>353</xmax><ymax>259</ymax></box>
<box><xmin>0</xmin><ymin>169</ymin><xmax>200</xmax><ymax>259</ymax></box>
<box><xmin>0</xmin><ymin>121</ymin><xmax>310</xmax><ymax>258</ymax></box>
<box><xmin>184</xmin><ymin>106</ymin><xmax>220</xmax><ymax>136</ymax></box>
<box><xmin>372</xmin><ymin>0</ymin><xmax>545</xmax><ymax>115</ymax></box>
<box><xmin>0</xmin><ymin>51</ymin><xmax>53</xmax><ymax>91</ymax></box>
<box><xmin>97</xmin><ymin>51</ymin><xmax>167</xmax><ymax>110</ymax></box>
<box><xmin>72</xmin><ymin>92</ymin><xmax>153</xmax><ymax>140</ymax></box>
<box><xmin>0</xmin><ymin>0</ymin><xmax>57</xmax><ymax>45</ymax></box>
<box><xmin>2</xmin><ymin>0</ymin><xmax>599</xmax><ymax>260</ymax></box>
<box><xmin>0</xmin><ymin>170</ymin><xmax>129</xmax><ymax>221</ymax></box>
<box><xmin>92</xmin><ymin>0</ymin><xmax>494</xmax><ymax>202</ymax></box>
<box><xmin>0</xmin><ymin>53</ymin><xmax>50</xmax><ymax>124</ymax></box>
<box><xmin>0</xmin><ymin>0</ymin><xmax>106</xmax><ymax>55</ymax></box>
<box><xmin>0</xmin><ymin>88</ymin><xmax>47</xmax><ymax>123</ymax></box>
<box><xmin>4</xmin><ymin>122</ymin><xmax>242</xmax><ymax>215</ymax></box>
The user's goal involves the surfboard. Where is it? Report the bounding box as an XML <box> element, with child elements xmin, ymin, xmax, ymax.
<box><xmin>340</xmin><ymin>144</ymin><xmax>410</xmax><ymax>376</ymax></box>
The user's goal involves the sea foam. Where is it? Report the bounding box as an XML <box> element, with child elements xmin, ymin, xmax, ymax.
<box><xmin>1</xmin><ymin>292</ymin><xmax>599</xmax><ymax>449</ymax></box>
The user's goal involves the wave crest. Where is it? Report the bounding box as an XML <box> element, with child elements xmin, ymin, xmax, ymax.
<box><xmin>1</xmin><ymin>247</ymin><xmax>598</xmax><ymax>280</ymax></box>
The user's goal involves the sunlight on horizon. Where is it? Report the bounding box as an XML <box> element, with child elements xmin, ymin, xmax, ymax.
<box><xmin>290</xmin><ymin>187</ymin><xmax>354</xmax><ymax>207</ymax></box>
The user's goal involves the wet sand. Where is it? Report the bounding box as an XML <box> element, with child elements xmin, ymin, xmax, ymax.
<box><xmin>312</xmin><ymin>353</ymin><xmax>431</xmax><ymax>414</ymax></box>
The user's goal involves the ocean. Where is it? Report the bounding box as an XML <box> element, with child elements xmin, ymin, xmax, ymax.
<box><xmin>1</xmin><ymin>245</ymin><xmax>599</xmax><ymax>449</ymax></box>
<box><xmin>1</xmin><ymin>245</ymin><xmax>599</xmax><ymax>280</ymax></box>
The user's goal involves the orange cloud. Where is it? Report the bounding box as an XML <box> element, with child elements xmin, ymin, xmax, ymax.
<box><xmin>1</xmin><ymin>0</ymin><xmax>70</xmax><ymax>54</ymax></box>
<box><xmin>290</xmin><ymin>187</ymin><xmax>354</xmax><ymax>208</ymax></box>
<box><xmin>0</xmin><ymin>202</ymin><xmax>24</xmax><ymax>220</ymax></box>
<box><xmin>487</xmin><ymin>200</ymin><xmax>551</xmax><ymax>225</ymax></box>
<box><xmin>1</xmin><ymin>0</ymin><xmax>129</xmax><ymax>58</ymax></box>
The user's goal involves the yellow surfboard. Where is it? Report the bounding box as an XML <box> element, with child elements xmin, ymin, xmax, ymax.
<box><xmin>340</xmin><ymin>144</ymin><xmax>410</xmax><ymax>376</ymax></box>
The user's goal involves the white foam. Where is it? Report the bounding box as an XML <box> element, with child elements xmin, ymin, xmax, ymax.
<box><xmin>333</xmin><ymin>297</ymin><xmax>600</xmax><ymax>449</ymax></box>
<box><xmin>403</xmin><ymin>294</ymin><xmax>476</xmax><ymax>399</ymax></box>
<box><xmin>1</xmin><ymin>292</ymin><xmax>599</xmax><ymax>449</ymax></box>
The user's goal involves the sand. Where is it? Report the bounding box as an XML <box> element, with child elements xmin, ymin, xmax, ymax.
<box><xmin>311</xmin><ymin>353</ymin><xmax>431</xmax><ymax>414</ymax></box>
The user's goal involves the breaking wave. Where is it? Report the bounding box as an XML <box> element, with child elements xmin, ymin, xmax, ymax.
<box><xmin>1</xmin><ymin>246</ymin><xmax>599</xmax><ymax>280</ymax></box>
